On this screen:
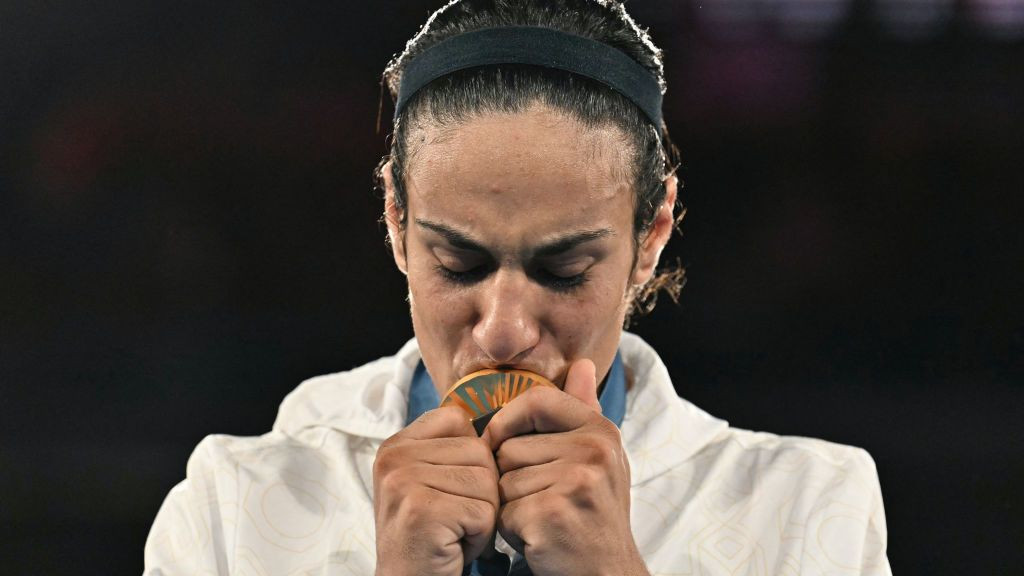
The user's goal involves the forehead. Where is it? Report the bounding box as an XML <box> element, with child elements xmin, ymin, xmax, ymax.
<box><xmin>403</xmin><ymin>105</ymin><xmax>635</xmax><ymax>237</ymax></box>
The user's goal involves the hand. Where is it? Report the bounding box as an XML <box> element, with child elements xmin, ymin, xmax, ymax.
<box><xmin>481</xmin><ymin>359</ymin><xmax>648</xmax><ymax>576</ymax></box>
<box><xmin>373</xmin><ymin>406</ymin><xmax>500</xmax><ymax>576</ymax></box>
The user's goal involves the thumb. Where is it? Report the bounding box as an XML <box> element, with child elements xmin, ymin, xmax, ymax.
<box><xmin>561</xmin><ymin>358</ymin><xmax>601</xmax><ymax>414</ymax></box>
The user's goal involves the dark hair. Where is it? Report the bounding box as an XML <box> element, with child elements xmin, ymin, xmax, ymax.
<box><xmin>378</xmin><ymin>0</ymin><xmax>684</xmax><ymax>320</ymax></box>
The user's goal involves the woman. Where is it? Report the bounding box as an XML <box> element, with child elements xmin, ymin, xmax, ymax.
<box><xmin>145</xmin><ymin>1</ymin><xmax>891</xmax><ymax>575</ymax></box>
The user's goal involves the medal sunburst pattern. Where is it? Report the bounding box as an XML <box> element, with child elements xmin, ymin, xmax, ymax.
<box><xmin>441</xmin><ymin>369</ymin><xmax>556</xmax><ymax>418</ymax></box>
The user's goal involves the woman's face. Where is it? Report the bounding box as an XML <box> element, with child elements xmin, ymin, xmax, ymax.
<box><xmin>385</xmin><ymin>104</ymin><xmax>674</xmax><ymax>394</ymax></box>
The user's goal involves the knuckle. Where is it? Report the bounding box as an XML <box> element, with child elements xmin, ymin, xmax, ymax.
<box><xmin>497</xmin><ymin>468</ymin><xmax>514</xmax><ymax>491</ymax></box>
<box><xmin>568</xmin><ymin>465</ymin><xmax>601</xmax><ymax>490</ymax></box>
<box><xmin>436</xmin><ymin>405</ymin><xmax>474</xmax><ymax>431</ymax></box>
<box><xmin>538</xmin><ymin>494</ymin><xmax>569</xmax><ymax>530</ymax></box>
<box><xmin>520</xmin><ymin>385</ymin><xmax>551</xmax><ymax>409</ymax></box>
<box><xmin>581</xmin><ymin>434</ymin><xmax>617</xmax><ymax>467</ymax></box>
<box><xmin>410</xmin><ymin>406</ymin><xmax>474</xmax><ymax>436</ymax></box>
<box><xmin>373</xmin><ymin>437</ymin><xmax>409</xmax><ymax>474</ymax></box>
<box><xmin>563</xmin><ymin>466</ymin><xmax>602</xmax><ymax>506</ymax></box>
<box><xmin>460</xmin><ymin>498</ymin><xmax>495</xmax><ymax>532</ymax></box>
<box><xmin>371</xmin><ymin>451</ymin><xmax>389</xmax><ymax>479</ymax></box>
<box><xmin>596</xmin><ymin>416</ymin><xmax>622</xmax><ymax>438</ymax></box>
<box><xmin>497</xmin><ymin>467</ymin><xmax>523</xmax><ymax>499</ymax></box>
<box><xmin>557</xmin><ymin>387</ymin><xmax>578</xmax><ymax>407</ymax></box>
<box><xmin>497</xmin><ymin>498</ymin><xmax>522</xmax><ymax>533</ymax></box>
<box><xmin>376</xmin><ymin>465</ymin><xmax>410</xmax><ymax>495</ymax></box>
<box><xmin>494</xmin><ymin>445</ymin><xmax>513</xmax><ymax>472</ymax></box>
<box><xmin>468</xmin><ymin>438</ymin><xmax>495</xmax><ymax>463</ymax></box>
<box><xmin>481</xmin><ymin>464</ymin><xmax>500</xmax><ymax>488</ymax></box>
<box><xmin>375</xmin><ymin>444</ymin><xmax>412</xmax><ymax>475</ymax></box>
<box><xmin>474</xmin><ymin>468</ymin><xmax>500</xmax><ymax>509</ymax></box>
<box><xmin>372</xmin><ymin>452</ymin><xmax>392</xmax><ymax>477</ymax></box>
<box><xmin>510</xmin><ymin>432</ymin><xmax>543</xmax><ymax>450</ymax></box>
<box><xmin>373</xmin><ymin>444</ymin><xmax>394</xmax><ymax>471</ymax></box>
<box><xmin>401</xmin><ymin>487</ymin><xmax>444</xmax><ymax>524</ymax></box>
<box><xmin>461</xmin><ymin>497</ymin><xmax>489</xmax><ymax>518</ymax></box>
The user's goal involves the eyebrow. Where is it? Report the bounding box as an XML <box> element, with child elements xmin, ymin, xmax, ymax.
<box><xmin>414</xmin><ymin>218</ymin><xmax>613</xmax><ymax>256</ymax></box>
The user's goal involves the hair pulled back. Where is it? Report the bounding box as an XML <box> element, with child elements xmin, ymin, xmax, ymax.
<box><xmin>378</xmin><ymin>0</ymin><xmax>684</xmax><ymax>320</ymax></box>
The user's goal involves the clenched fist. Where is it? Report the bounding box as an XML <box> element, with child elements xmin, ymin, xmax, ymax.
<box><xmin>373</xmin><ymin>406</ymin><xmax>500</xmax><ymax>576</ymax></box>
<box><xmin>482</xmin><ymin>359</ymin><xmax>649</xmax><ymax>576</ymax></box>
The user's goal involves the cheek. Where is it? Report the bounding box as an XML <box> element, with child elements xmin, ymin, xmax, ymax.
<box><xmin>407</xmin><ymin>266</ymin><xmax>474</xmax><ymax>335</ymax></box>
<box><xmin>546</xmin><ymin>275</ymin><xmax>629</xmax><ymax>348</ymax></box>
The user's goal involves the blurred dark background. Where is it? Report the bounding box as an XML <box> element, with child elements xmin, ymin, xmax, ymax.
<box><xmin>2</xmin><ymin>0</ymin><xmax>1022</xmax><ymax>574</ymax></box>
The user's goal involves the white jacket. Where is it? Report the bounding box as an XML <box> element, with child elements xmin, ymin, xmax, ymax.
<box><xmin>145</xmin><ymin>332</ymin><xmax>891</xmax><ymax>575</ymax></box>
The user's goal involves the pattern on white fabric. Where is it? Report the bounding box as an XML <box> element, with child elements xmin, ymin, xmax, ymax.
<box><xmin>145</xmin><ymin>333</ymin><xmax>891</xmax><ymax>575</ymax></box>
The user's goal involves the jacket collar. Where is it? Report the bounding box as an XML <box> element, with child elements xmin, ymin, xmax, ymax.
<box><xmin>616</xmin><ymin>332</ymin><xmax>729</xmax><ymax>486</ymax></box>
<box><xmin>273</xmin><ymin>338</ymin><xmax>421</xmax><ymax>442</ymax></box>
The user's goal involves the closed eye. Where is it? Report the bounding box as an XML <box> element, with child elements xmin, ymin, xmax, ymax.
<box><xmin>435</xmin><ymin>263</ymin><xmax>587</xmax><ymax>292</ymax></box>
<box><xmin>435</xmin><ymin>263</ymin><xmax>490</xmax><ymax>285</ymax></box>
<box><xmin>532</xmin><ymin>268</ymin><xmax>589</xmax><ymax>292</ymax></box>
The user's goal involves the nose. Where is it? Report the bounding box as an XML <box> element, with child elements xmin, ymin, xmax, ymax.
<box><xmin>472</xmin><ymin>268</ymin><xmax>541</xmax><ymax>365</ymax></box>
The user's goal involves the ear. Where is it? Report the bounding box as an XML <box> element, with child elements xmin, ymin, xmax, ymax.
<box><xmin>631</xmin><ymin>175</ymin><xmax>677</xmax><ymax>286</ymax></box>
<box><xmin>381</xmin><ymin>160</ymin><xmax>408</xmax><ymax>276</ymax></box>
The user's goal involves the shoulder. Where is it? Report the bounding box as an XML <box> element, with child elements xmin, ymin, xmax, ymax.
<box><xmin>712</xmin><ymin>427</ymin><xmax>881</xmax><ymax>482</ymax></box>
<box><xmin>617</xmin><ymin>333</ymin><xmax>889</xmax><ymax>572</ymax></box>
<box><xmin>146</xmin><ymin>430</ymin><xmax>379</xmax><ymax>575</ymax></box>
<box><xmin>144</xmin><ymin>432</ymin><xmax>306</xmax><ymax>573</ymax></box>
<box><xmin>703</xmin><ymin>428</ymin><xmax>887</xmax><ymax>527</ymax></box>
<box><xmin>634</xmin><ymin>426</ymin><xmax>891</xmax><ymax>575</ymax></box>
<box><xmin>702</xmin><ymin>429</ymin><xmax>890</xmax><ymax>572</ymax></box>
<box><xmin>632</xmin><ymin>419</ymin><xmax>890</xmax><ymax>574</ymax></box>
<box><xmin>619</xmin><ymin>331</ymin><xmax>882</xmax><ymax>496</ymax></box>
<box><xmin>273</xmin><ymin>338</ymin><xmax>422</xmax><ymax>440</ymax></box>
<box><xmin>161</xmin><ymin>338</ymin><xmax>424</xmax><ymax>504</ymax></box>
<box><xmin>145</xmin><ymin>342</ymin><xmax>423</xmax><ymax>574</ymax></box>
<box><xmin>156</xmin><ymin>430</ymin><xmax>339</xmax><ymax>511</ymax></box>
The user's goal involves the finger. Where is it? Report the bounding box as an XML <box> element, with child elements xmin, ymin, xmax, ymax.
<box><xmin>451</xmin><ymin>493</ymin><xmax>498</xmax><ymax>563</ymax></box>
<box><xmin>493</xmin><ymin>431</ymin><xmax>567</xmax><ymax>473</ymax></box>
<box><xmin>496</xmin><ymin>497</ymin><xmax>526</xmax><ymax>555</ymax></box>
<box><xmin>380</xmin><ymin>463</ymin><xmax>500</xmax><ymax>511</ymax></box>
<box><xmin>491</xmin><ymin>424</ymin><xmax>621</xmax><ymax>474</ymax></box>
<box><xmin>403</xmin><ymin>486</ymin><xmax>497</xmax><ymax>561</ymax></box>
<box><xmin>475</xmin><ymin>533</ymin><xmax>501</xmax><ymax>562</ymax></box>
<box><xmin>561</xmin><ymin>358</ymin><xmax>601</xmax><ymax>413</ymax></box>
<box><xmin>498</xmin><ymin>461</ymin><xmax>561</xmax><ymax>502</ymax></box>
<box><xmin>481</xmin><ymin>386</ymin><xmax>595</xmax><ymax>450</ymax></box>
<box><xmin>461</xmin><ymin>516</ymin><xmax>497</xmax><ymax>564</ymax></box>
<box><xmin>400</xmin><ymin>405</ymin><xmax>478</xmax><ymax>440</ymax></box>
<box><xmin>497</xmin><ymin>490</ymin><xmax>559</xmax><ymax>557</ymax></box>
<box><xmin>380</xmin><ymin>435</ymin><xmax>496</xmax><ymax>469</ymax></box>
<box><xmin>501</xmin><ymin>461</ymin><xmax>617</xmax><ymax>514</ymax></box>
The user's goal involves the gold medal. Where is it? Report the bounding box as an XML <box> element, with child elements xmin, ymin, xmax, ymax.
<box><xmin>441</xmin><ymin>369</ymin><xmax>556</xmax><ymax>434</ymax></box>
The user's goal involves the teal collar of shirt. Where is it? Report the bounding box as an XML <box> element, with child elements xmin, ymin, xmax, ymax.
<box><xmin>405</xmin><ymin>351</ymin><xmax>627</xmax><ymax>429</ymax></box>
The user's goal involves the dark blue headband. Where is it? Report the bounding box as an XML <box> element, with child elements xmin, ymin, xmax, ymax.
<box><xmin>394</xmin><ymin>26</ymin><xmax>664</xmax><ymax>133</ymax></box>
